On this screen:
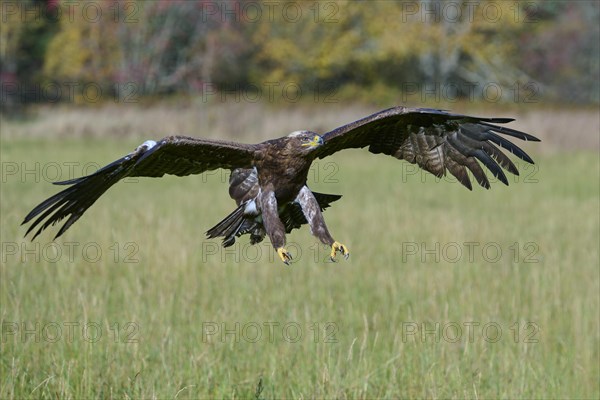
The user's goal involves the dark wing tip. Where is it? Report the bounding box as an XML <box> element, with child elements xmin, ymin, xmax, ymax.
<box><xmin>483</xmin><ymin>117</ymin><xmax>515</xmax><ymax>124</ymax></box>
<box><xmin>53</xmin><ymin>177</ymin><xmax>86</xmax><ymax>185</ymax></box>
<box><xmin>22</xmin><ymin>154</ymin><xmax>133</xmax><ymax>239</ymax></box>
<box><xmin>481</xmin><ymin>122</ymin><xmax>541</xmax><ymax>142</ymax></box>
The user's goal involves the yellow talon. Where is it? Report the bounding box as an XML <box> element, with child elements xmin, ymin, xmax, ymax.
<box><xmin>330</xmin><ymin>241</ymin><xmax>350</xmax><ymax>262</ymax></box>
<box><xmin>277</xmin><ymin>247</ymin><xmax>293</xmax><ymax>265</ymax></box>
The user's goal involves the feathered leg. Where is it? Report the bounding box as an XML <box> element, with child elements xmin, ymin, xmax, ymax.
<box><xmin>296</xmin><ymin>186</ymin><xmax>349</xmax><ymax>262</ymax></box>
<box><xmin>258</xmin><ymin>190</ymin><xmax>291</xmax><ymax>265</ymax></box>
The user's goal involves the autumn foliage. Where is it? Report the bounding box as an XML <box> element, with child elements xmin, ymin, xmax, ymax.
<box><xmin>1</xmin><ymin>0</ymin><xmax>598</xmax><ymax>107</ymax></box>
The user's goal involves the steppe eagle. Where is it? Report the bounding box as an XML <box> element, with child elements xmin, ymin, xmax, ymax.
<box><xmin>22</xmin><ymin>107</ymin><xmax>539</xmax><ymax>264</ymax></box>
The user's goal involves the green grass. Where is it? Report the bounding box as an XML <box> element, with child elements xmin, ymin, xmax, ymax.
<box><xmin>1</xmin><ymin>136</ymin><xmax>598</xmax><ymax>399</ymax></box>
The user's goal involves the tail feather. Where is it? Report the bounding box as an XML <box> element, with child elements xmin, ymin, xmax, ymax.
<box><xmin>206</xmin><ymin>191</ymin><xmax>342</xmax><ymax>248</ymax></box>
<box><xmin>313</xmin><ymin>192</ymin><xmax>342</xmax><ymax>209</ymax></box>
<box><xmin>279</xmin><ymin>192</ymin><xmax>342</xmax><ymax>233</ymax></box>
<box><xmin>206</xmin><ymin>204</ymin><xmax>247</xmax><ymax>247</ymax></box>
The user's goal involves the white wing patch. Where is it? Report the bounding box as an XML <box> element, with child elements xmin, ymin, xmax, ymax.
<box><xmin>137</xmin><ymin>140</ymin><xmax>157</xmax><ymax>152</ymax></box>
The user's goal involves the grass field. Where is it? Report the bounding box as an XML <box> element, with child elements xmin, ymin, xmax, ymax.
<box><xmin>1</xmin><ymin>106</ymin><xmax>599</xmax><ymax>398</ymax></box>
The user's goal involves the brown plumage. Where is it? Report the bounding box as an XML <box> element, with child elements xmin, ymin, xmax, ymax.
<box><xmin>22</xmin><ymin>106</ymin><xmax>540</xmax><ymax>264</ymax></box>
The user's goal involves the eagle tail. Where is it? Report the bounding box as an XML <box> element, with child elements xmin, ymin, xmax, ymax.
<box><xmin>312</xmin><ymin>192</ymin><xmax>343</xmax><ymax>209</ymax></box>
<box><xmin>205</xmin><ymin>203</ymin><xmax>248</xmax><ymax>248</ymax></box>
<box><xmin>206</xmin><ymin>191</ymin><xmax>343</xmax><ymax>248</ymax></box>
<box><xmin>206</xmin><ymin>192</ymin><xmax>342</xmax><ymax>247</ymax></box>
<box><xmin>280</xmin><ymin>192</ymin><xmax>342</xmax><ymax>233</ymax></box>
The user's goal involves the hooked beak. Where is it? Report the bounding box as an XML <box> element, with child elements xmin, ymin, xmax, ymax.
<box><xmin>302</xmin><ymin>135</ymin><xmax>324</xmax><ymax>147</ymax></box>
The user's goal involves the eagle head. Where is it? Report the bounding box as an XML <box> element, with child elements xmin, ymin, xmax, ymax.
<box><xmin>286</xmin><ymin>130</ymin><xmax>324</xmax><ymax>153</ymax></box>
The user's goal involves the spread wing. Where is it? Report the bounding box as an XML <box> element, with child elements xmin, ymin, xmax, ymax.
<box><xmin>314</xmin><ymin>107</ymin><xmax>540</xmax><ymax>190</ymax></box>
<box><xmin>22</xmin><ymin>136</ymin><xmax>257</xmax><ymax>240</ymax></box>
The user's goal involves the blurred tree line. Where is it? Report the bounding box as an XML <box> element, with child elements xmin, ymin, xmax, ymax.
<box><xmin>1</xmin><ymin>0</ymin><xmax>598</xmax><ymax>109</ymax></box>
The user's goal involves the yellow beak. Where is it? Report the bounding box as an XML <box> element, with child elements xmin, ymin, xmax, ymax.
<box><xmin>301</xmin><ymin>135</ymin><xmax>324</xmax><ymax>147</ymax></box>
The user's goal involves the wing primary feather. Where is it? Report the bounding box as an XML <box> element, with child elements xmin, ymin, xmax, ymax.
<box><xmin>480</xmin><ymin>117</ymin><xmax>515</xmax><ymax>123</ymax></box>
<box><xmin>28</xmin><ymin>201</ymin><xmax>71</xmax><ymax>240</ymax></box>
<box><xmin>460</xmin><ymin>124</ymin><xmax>535</xmax><ymax>165</ymax></box>
<box><xmin>22</xmin><ymin>185</ymin><xmax>78</xmax><ymax>225</ymax></box>
<box><xmin>481</xmin><ymin>142</ymin><xmax>519</xmax><ymax>175</ymax></box>
<box><xmin>465</xmin><ymin>158</ymin><xmax>491</xmax><ymax>189</ymax></box>
<box><xmin>23</xmin><ymin>158</ymin><xmax>130</xmax><ymax>239</ymax></box>
<box><xmin>455</xmin><ymin>130</ymin><xmax>519</xmax><ymax>176</ymax></box>
<box><xmin>480</xmin><ymin>122</ymin><xmax>540</xmax><ymax>142</ymax></box>
<box><xmin>486</xmin><ymin>131</ymin><xmax>535</xmax><ymax>164</ymax></box>
<box><xmin>53</xmin><ymin>156</ymin><xmax>130</xmax><ymax>185</ymax></box>
<box><xmin>473</xmin><ymin>149</ymin><xmax>509</xmax><ymax>185</ymax></box>
<box><xmin>446</xmin><ymin>135</ymin><xmax>491</xmax><ymax>189</ymax></box>
<box><xmin>53</xmin><ymin>176</ymin><xmax>87</xmax><ymax>186</ymax></box>
<box><xmin>26</xmin><ymin>196</ymin><xmax>71</xmax><ymax>238</ymax></box>
<box><xmin>54</xmin><ymin>213</ymin><xmax>85</xmax><ymax>240</ymax></box>
<box><xmin>411</xmin><ymin>108</ymin><xmax>515</xmax><ymax>124</ymax></box>
<box><xmin>445</xmin><ymin>156</ymin><xmax>473</xmax><ymax>190</ymax></box>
